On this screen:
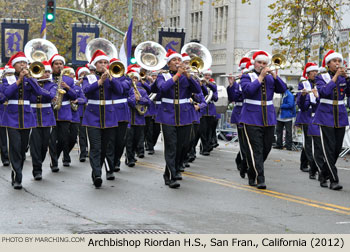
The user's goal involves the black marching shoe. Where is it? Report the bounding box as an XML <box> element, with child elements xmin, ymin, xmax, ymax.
<box><xmin>309</xmin><ymin>173</ymin><xmax>316</xmax><ymax>180</ymax></box>
<box><xmin>329</xmin><ymin>182</ymin><xmax>342</xmax><ymax>191</ymax></box>
<box><xmin>93</xmin><ymin>177</ymin><xmax>102</xmax><ymax>188</ymax></box>
<box><xmin>163</xmin><ymin>174</ymin><xmax>170</xmax><ymax>186</ymax></box>
<box><xmin>184</xmin><ymin>162</ymin><xmax>190</xmax><ymax>168</ymax></box>
<box><xmin>113</xmin><ymin>166</ymin><xmax>120</xmax><ymax>172</ymax></box>
<box><xmin>300</xmin><ymin>166</ymin><xmax>310</xmax><ymax>172</ymax></box>
<box><xmin>174</xmin><ymin>172</ymin><xmax>182</xmax><ymax>180</ymax></box>
<box><xmin>79</xmin><ymin>157</ymin><xmax>86</xmax><ymax>162</ymax></box>
<box><xmin>137</xmin><ymin>153</ymin><xmax>144</xmax><ymax>158</ymax></box>
<box><xmin>248</xmin><ymin>179</ymin><xmax>257</xmax><ymax>187</ymax></box>
<box><xmin>13</xmin><ymin>182</ymin><xmax>22</xmax><ymax>190</ymax></box>
<box><xmin>168</xmin><ymin>180</ymin><xmax>180</xmax><ymax>189</ymax></box>
<box><xmin>257</xmin><ymin>183</ymin><xmax>267</xmax><ymax>190</ymax></box>
<box><xmin>128</xmin><ymin>161</ymin><xmax>135</xmax><ymax>167</ymax></box>
<box><xmin>148</xmin><ymin>150</ymin><xmax>155</xmax><ymax>155</ymax></box>
<box><xmin>202</xmin><ymin>151</ymin><xmax>210</xmax><ymax>156</ymax></box>
<box><xmin>34</xmin><ymin>174</ymin><xmax>42</xmax><ymax>181</ymax></box>
<box><xmin>3</xmin><ymin>160</ymin><xmax>10</xmax><ymax>166</ymax></box>
<box><xmin>63</xmin><ymin>162</ymin><xmax>70</xmax><ymax>167</ymax></box>
<box><xmin>51</xmin><ymin>166</ymin><xmax>59</xmax><ymax>173</ymax></box>
<box><xmin>239</xmin><ymin>170</ymin><xmax>246</xmax><ymax>179</ymax></box>
<box><xmin>320</xmin><ymin>180</ymin><xmax>328</xmax><ymax>188</ymax></box>
<box><xmin>106</xmin><ymin>172</ymin><xmax>115</xmax><ymax>180</ymax></box>
<box><xmin>179</xmin><ymin>165</ymin><xmax>185</xmax><ymax>172</ymax></box>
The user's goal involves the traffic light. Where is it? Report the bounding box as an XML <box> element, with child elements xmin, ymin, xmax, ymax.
<box><xmin>45</xmin><ymin>0</ymin><xmax>56</xmax><ymax>22</ymax></box>
<box><xmin>130</xmin><ymin>45</ymin><xmax>137</xmax><ymax>64</ymax></box>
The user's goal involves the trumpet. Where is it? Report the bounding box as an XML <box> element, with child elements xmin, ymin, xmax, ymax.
<box><xmin>109</xmin><ymin>61</ymin><xmax>125</xmax><ymax>78</ymax></box>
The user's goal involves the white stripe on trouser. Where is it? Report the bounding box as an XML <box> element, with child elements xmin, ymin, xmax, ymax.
<box><xmin>311</xmin><ymin>137</ymin><xmax>321</xmax><ymax>173</ymax></box>
<box><xmin>104</xmin><ymin>157</ymin><xmax>110</xmax><ymax>172</ymax></box>
<box><xmin>319</xmin><ymin>128</ymin><xmax>336</xmax><ymax>181</ymax></box>
<box><xmin>6</xmin><ymin>128</ymin><xmax>17</xmax><ymax>182</ymax></box>
<box><xmin>243</xmin><ymin>124</ymin><xmax>258</xmax><ymax>182</ymax></box>
<box><xmin>160</xmin><ymin>124</ymin><xmax>172</xmax><ymax>180</ymax></box>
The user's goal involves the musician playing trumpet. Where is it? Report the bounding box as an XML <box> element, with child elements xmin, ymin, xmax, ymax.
<box><xmin>239</xmin><ymin>50</ymin><xmax>287</xmax><ymax>189</ymax></box>
<box><xmin>154</xmin><ymin>49</ymin><xmax>201</xmax><ymax>188</ymax></box>
<box><xmin>312</xmin><ymin>50</ymin><xmax>350</xmax><ymax>190</ymax></box>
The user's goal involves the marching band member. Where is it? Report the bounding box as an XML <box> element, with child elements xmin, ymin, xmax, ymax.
<box><xmin>29</xmin><ymin>61</ymin><xmax>57</xmax><ymax>180</ymax></box>
<box><xmin>2</xmin><ymin>52</ymin><xmax>50</xmax><ymax>189</ymax></box>
<box><xmin>240</xmin><ymin>50</ymin><xmax>287</xmax><ymax>189</ymax></box>
<box><xmin>75</xmin><ymin>67</ymin><xmax>90</xmax><ymax>162</ymax></box>
<box><xmin>226</xmin><ymin>57</ymin><xmax>250</xmax><ymax>178</ymax></box>
<box><xmin>82</xmin><ymin>50</ymin><xmax>123</xmax><ymax>188</ymax></box>
<box><xmin>155</xmin><ymin>49</ymin><xmax>201</xmax><ymax>188</ymax></box>
<box><xmin>313</xmin><ymin>50</ymin><xmax>350</xmax><ymax>190</ymax></box>
<box><xmin>0</xmin><ymin>67</ymin><xmax>10</xmax><ymax>166</ymax></box>
<box><xmin>150</xmin><ymin>73</ymin><xmax>162</xmax><ymax>152</ymax></box>
<box><xmin>65</xmin><ymin>67</ymin><xmax>88</xmax><ymax>165</ymax></box>
<box><xmin>110</xmin><ymin>59</ymin><xmax>131</xmax><ymax>172</ymax></box>
<box><xmin>48</xmin><ymin>54</ymin><xmax>77</xmax><ymax>172</ymax></box>
<box><xmin>295</xmin><ymin>63</ymin><xmax>319</xmax><ymax>178</ymax></box>
<box><xmin>125</xmin><ymin>69</ymin><xmax>151</xmax><ymax>167</ymax></box>
<box><xmin>199</xmin><ymin>69</ymin><xmax>218</xmax><ymax>156</ymax></box>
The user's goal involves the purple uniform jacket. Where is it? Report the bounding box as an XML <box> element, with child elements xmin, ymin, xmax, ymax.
<box><xmin>313</xmin><ymin>72</ymin><xmax>350</xmax><ymax>127</ymax></box>
<box><xmin>298</xmin><ymin>91</ymin><xmax>321</xmax><ymax>136</ymax></box>
<box><xmin>110</xmin><ymin>75</ymin><xmax>131</xmax><ymax>123</ymax></box>
<box><xmin>2</xmin><ymin>75</ymin><xmax>49</xmax><ymax>129</ymax></box>
<box><xmin>227</xmin><ymin>81</ymin><xmax>244</xmax><ymax>124</ymax></box>
<box><xmin>0</xmin><ymin>84</ymin><xmax>7</xmax><ymax>126</ymax></box>
<box><xmin>52</xmin><ymin>74</ymin><xmax>77</xmax><ymax>122</ymax></box>
<box><xmin>155</xmin><ymin>72</ymin><xmax>201</xmax><ymax>126</ymax></box>
<box><xmin>201</xmin><ymin>83</ymin><xmax>218</xmax><ymax>117</ymax></box>
<box><xmin>71</xmin><ymin>84</ymin><xmax>87</xmax><ymax>123</ymax></box>
<box><xmin>30</xmin><ymin>80</ymin><xmax>56</xmax><ymax>127</ymax></box>
<box><xmin>295</xmin><ymin>80</ymin><xmax>316</xmax><ymax>125</ymax></box>
<box><xmin>192</xmin><ymin>92</ymin><xmax>207</xmax><ymax>124</ymax></box>
<box><xmin>239</xmin><ymin>71</ymin><xmax>287</xmax><ymax>126</ymax></box>
<box><xmin>82</xmin><ymin>73</ymin><xmax>123</xmax><ymax>128</ymax></box>
<box><xmin>128</xmin><ymin>82</ymin><xmax>151</xmax><ymax>126</ymax></box>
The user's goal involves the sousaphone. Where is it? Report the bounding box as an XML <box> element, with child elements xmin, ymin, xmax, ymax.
<box><xmin>181</xmin><ymin>42</ymin><xmax>212</xmax><ymax>73</ymax></box>
<box><xmin>135</xmin><ymin>41</ymin><xmax>167</xmax><ymax>71</ymax></box>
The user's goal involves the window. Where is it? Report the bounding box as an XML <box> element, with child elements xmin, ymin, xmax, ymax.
<box><xmin>213</xmin><ymin>5</ymin><xmax>228</xmax><ymax>44</ymax></box>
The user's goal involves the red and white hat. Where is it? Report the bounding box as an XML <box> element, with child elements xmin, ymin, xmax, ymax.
<box><xmin>202</xmin><ymin>68</ymin><xmax>212</xmax><ymax>75</ymax></box>
<box><xmin>8</xmin><ymin>52</ymin><xmax>28</xmax><ymax>66</ymax></box>
<box><xmin>42</xmin><ymin>61</ymin><xmax>52</xmax><ymax>73</ymax></box>
<box><xmin>49</xmin><ymin>54</ymin><xmax>65</xmax><ymax>65</ymax></box>
<box><xmin>242</xmin><ymin>61</ymin><xmax>254</xmax><ymax>74</ymax></box>
<box><xmin>150</xmin><ymin>70</ymin><xmax>158</xmax><ymax>76</ymax></box>
<box><xmin>64</xmin><ymin>66</ymin><xmax>75</xmax><ymax>76</ymax></box>
<box><xmin>76</xmin><ymin>67</ymin><xmax>90</xmax><ymax>80</ymax></box>
<box><xmin>209</xmin><ymin>78</ymin><xmax>216</xmax><ymax>84</ymax></box>
<box><xmin>181</xmin><ymin>53</ymin><xmax>191</xmax><ymax>62</ymax></box>
<box><xmin>238</xmin><ymin>57</ymin><xmax>251</xmax><ymax>70</ymax></box>
<box><xmin>303</xmin><ymin>62</ymin><xmax>318</xmax><ymax>79</ymax></box>
<box><xmin>4</xmin><ymin>64</ymin><xmax>15</xmax><ymax>74</ymax></box>
<box><xmin>90</xmin><ymin>50</ymin><xmax>109</xmax><ymax>67</ymax></box>
<box><xmin>322</xmin><ymin>50</ymin><xmax>343</xmax><ymax>67</ymax></box>
<box><xmin>166</xmin><ymin>49</ymin><xmax>182</xmax><ymax>63</ymax></box>
<box><xmin>251</xmin><ymin>50</ymin><xmax>269</xmax><ymax>64</ymax></box>
<box><xmin>127</xmin><ymin>69</ymin><xmax>140</xmax><ymax>80</ymax></box>
<box><xmin>127</xmin><ymin>64</ymin><xmax>141</xmax><ymax>73</ymax></box>
<box><xmin>86</xmin><ymin>63</ymin><xmax>95</xmax><ymax>70</ymax></box>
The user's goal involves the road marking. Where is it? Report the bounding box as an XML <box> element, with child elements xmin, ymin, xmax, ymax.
<box><xmin>336</xmin><ymin>221</ymin><xmax>350</xmax><ymax>224</ymax></box>
<box><xmin>138</xmin><ymin>161</ymin><xmax>350</xmax><ymax>215</ymax></box>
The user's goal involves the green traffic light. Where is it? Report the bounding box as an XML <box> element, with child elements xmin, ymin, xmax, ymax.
<box><xmin>46</xmin><ymin>13</ymin><xmax>54</xmax><ymax>21</ymax></box>
<box><xmin>130</xmin><ymin>58</ymin><xmax>137</xmax><ymax>64</ymax></box>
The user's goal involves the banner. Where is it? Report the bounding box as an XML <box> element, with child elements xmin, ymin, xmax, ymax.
<box><xmin>309</xmin><ymin>33</ymin><xmax>321</xmax><ymax>65</ymax></box>
<box><xmin>338</xmin><ymin>29</ymin><xmax>350</xmax><ymax>67</ymax></box>
<box><xmin>158</xmin><ymin>27</ymin><xmax>186</xmax><ymax>53</ymax></box>
<box><xmin>72</xmin><ymin>24</ymin><xmax>99</xmax><ymax>66</ymax></box>
<box><xmin>1</xmin><ymin>19</ymin><xmax>29</xmax><ymax>64</ymax></box>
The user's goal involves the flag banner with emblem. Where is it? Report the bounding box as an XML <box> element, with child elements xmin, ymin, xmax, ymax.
<box><xmin>40</xmin><ymin>13</ymin><xmax>47</xmax><ymax>40</ymax></box>
<box><xmin>339</xmin><ymin>29</ymin><xmax>350</xmax><ymax>67</ymax></box>
<box><xmin>119</xmin><ymin>18</ymin><xmax>133</xmax><ymax>67</ymax></box>
<box><xmin>158</xmin><ymin>27</ymin><xmax>186</xmax><ymax>53</ymax></box>
<box><xmin>72</xmin><ymin>23</ymin><xmax>99</xmax><ymax>66</ymax></box>
<box><xmin>1</xmin><ymin>19</ymin><xmax>29</xmax><ymax>63</ymax></box>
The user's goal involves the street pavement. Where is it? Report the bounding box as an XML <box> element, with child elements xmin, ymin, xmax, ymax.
<box><xmin>0</xmin><ymin>139</ymin><xmax>350</xmax><ymax>234</ymax></box>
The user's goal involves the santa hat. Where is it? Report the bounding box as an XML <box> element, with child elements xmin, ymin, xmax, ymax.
<box><xmin>76</xmin><ymin>67</ymin><xmax>90</xmax><ymax>80</ymax></box>
<box><xmin>209</xmin><ymin>78</ymin><xmax>216</xmax><ymax>84</ymax></box>
<box><xmin>127</xmin><ymin>64</ymin><xmax>141</xmax><ymax>73</ymax></box>
<box><xmin>300</xmin><ymin>76</ymin><xmax>307</xmax><ymax>81</ymax></box>
<box><xmin>302</xmin><ymin>62</ymin><xmax>319</xmax><ymax>79</ymax></box>
<box><xmin>49</xmin><ymin>54</ymin><xmax>66</xmax><ymax>65</ymax></box>
<box><xmin>242</xmin><ymin>61</ymin><xmax>254</xmax><ymax>74</ymax></box>
<box><xmin>166</xmin><ymin>49</ymin><xmax>182</xmax><ymax>63</ymax></box>
<box><xmin>8</xmin><ymin>52</ymin><xmax>28</xmax><ymax>66</ymax></box>
<box><xmin>251</xmin><ymin>50</ymin><xmax>269</xmax><ymax>64</ymax></box>
<box><xmin>150</xmin><ymin>70</ymin><xmax>158</xmax><ymax>76</ymax></box>
<box><xmin>238</xmin><ymin>57</ymin><xmax>251</xmax><ymax>70</ymax></box>
<box><xmin>86</xmin><ymin>63</ymin><xmax>95</xmax><ymax>70</ymax></box>
<box><xmin>41</xmin><ymin>61</ymin><xmax>52</xmax><ymax>73</ymax></box>
<box><xmin>322</xmin><ymin>50</ymin><xmax>343</xmax><ymax>67</ymax></box>
<box><xmin>4</xmin><ymin>64</ymin><xmax>15</xmax><ymax>74</ymax></box>
<box><xmin>127</xmin><ymin>69</ymin><xmax>140</xmax><ymax>80</ymax></box>
<box><xmin>181</xmin><ymin>53</ymin><xmax>191</xmax><ymax>62</ymax></box>
<box><xmin>90</xmin><ymin>49</ymin><xmax>109</xmax><ymax>67</ymax></box>
<box><xmin>202</xmin><ymin>68</ymin><xmax>212</xmax><ymax>75</ymax></box>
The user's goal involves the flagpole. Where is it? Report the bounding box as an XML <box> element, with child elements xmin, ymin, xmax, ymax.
<box><xmin>128</xmin><ymin>0</ymin><xmax>133</xmax><ymax>24</ymax></box>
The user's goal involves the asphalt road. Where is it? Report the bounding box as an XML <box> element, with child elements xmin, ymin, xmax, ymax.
<box><xmin>0</xmin><ymin>139</ymin><xmax>350</xmax><ymax>234</ymax></box>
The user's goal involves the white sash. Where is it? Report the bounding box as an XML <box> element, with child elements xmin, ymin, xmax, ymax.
<box><xmin>248</xmin><ymin>72</ymin><xmax>259</xmax><ymax>82</ymax></box>
<box><xmin>302</xmin><ymin>80</ymin><xmax>316</xmax><ymax>103</ymax></box>
<box><xmin>321</xmin><ymin>73</ymin><xmax>331</xmax><ymax>84</ymax></box>
<box><xmin>6</xmin><ymin>75</ymin><xmax>16</xmax><ymax>85</ymax></box>
<box><xmin>87</xmin><ymin>75</ymin><xmax>97</xmax><ymax>84</ymax></box>
<box><xmin>162</xmin><ymin>72</ymin><xmax>172</xmax><ymax>82</ymax></box>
